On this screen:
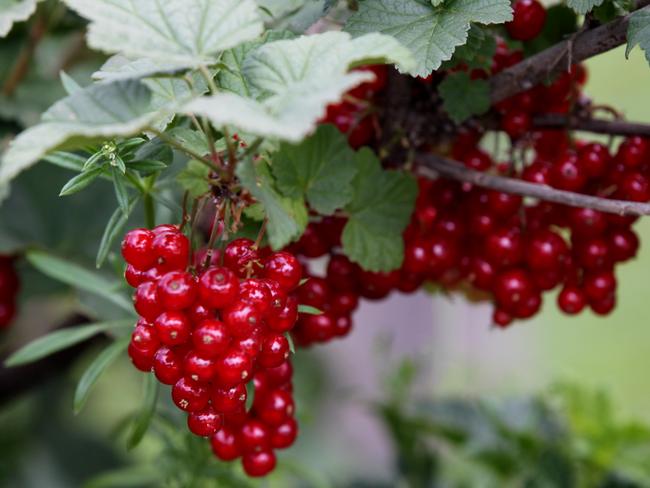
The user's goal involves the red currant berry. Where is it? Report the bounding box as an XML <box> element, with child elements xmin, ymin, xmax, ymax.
<box><xmin>157</xmin><ymin>271</ymin><xmax>197</xmax><ymax>310</ymax></box>
<box><xmin>267</xmin><ymin>295</ymin><xmax>299</xmax><ymax>333</ymax></box>
<box><xmin>583</xmin><ymin>270</ymin><xmax>617</xmax><ymax>302</ymax></box>
<box><xmin>152</xmin><ymin>231</ymin><xmax>189</xmax><ymax>271</ymax></box>
<box><xmin>271</xmin><ymin>418</ymin><xmax>298</xmax><ymax>449</ymax></box>
<box><xmin>184</xmin><ymin>351</ymin><xmax>217</xmax><ymax>383</ymax></box>
<box><xmin>297</xmin><ymin>277</ymin><xmax>330</xmax><ymax>309</ymax></box>
<box><xmin>223</xmin><ymin>301</ymin><xmax>262</xmax><ymax>339</ymax></box>
<box><xmin>153</xmin><ymin>346</ymin><xmax>184</xmax><ymax>385</ymax></box>
<box><xmin>133</xmin><ymin>281</ymin><xmax>162</xmax><ymax>321</ymax></box>
<box><xmin>501</xmin><ymin>110</ymin><xmax>531</xmax><ymax>139</ymax></box>
<box><xmin>485</xmin><ymin>227</ymin><xmax>523</xmax><ymax>268</ymax></box>
<box><xmin>154</xmin><ymin>311</ymin><xmax>191</xmax><ymax>346</ymax></box>
<box><xmin>265</xmin><ymin>360</ymin><xmax>293</xmax><ymax>387</ymax></box>
<box><xmin>258</xmin><ymin>334</ymin><xmax>290</xmax><ymax>369</ymax></box>
<box><xmin>187</xmin><ymin>406</ymin><xmax>222</xmax><ymax>437</ymax></box>
<box><xmin>127</xmin><ymin>343</ymin><xmax>153</xmax><ymax>371</ymax></box>
<box><xmin>192</xmin><ymin>320</ymin><xmax>230</xmax><ymax>358</ymax></box>
<box><xmin>608</xmin><ymin>228</ymin><xmax>639</xmax><ymax>262</ymax></box>
<box><xmin>526</xmin><ymin>229</ymin><xmax>568</xmax><ymax>271</ymax></box>
<box><xmin>506</xmin><ymin>0</ymin><xmax>546</xmax><ymax>41</ymax></box>
<box><xmin>551</xmin><ymin>153</ymin><xmax>587</xmax><ymax>192</ymax></box>
<box><xmin>242</xmin><ymin>450</ymin><xmax>276</xmax><ymax>477</ymax></box>
<box><xmin>121</xmin><ymin>228</ymin><xmax>155</xmax><ymax>270</ymax></box>
<box><xmin>590</xmin><ymin>293</ymin><xmax>616</xmax><ymax>315</ymax></box>
<box><xmin>215</xmin><ymin>348</ymin><xmax>253</xmax><ymax>388</ymax></box>
<box><xmin>557</xmin><ymin>286</ymin><xmax>586</xmax><ymax>315</ymax></box>
<box><xmin>299</xmin><ymin>312</ymin><xmax>335</xmax><ymax>343</ymax></box>
<box><xmin>172</xmin><ymin>377</ymin><xmax>210</xmax><ymax>412</ymax></box>
<box><xmin>493</xmin><ymin>308</ymin><xmax>513</xmax><ymax>328</ymax></box>
<box><xmin>224</xmin><ymin>238</ymin><xmax>261</xmax><ymax>277</ymax></box>
<box><xmin>239</xmin><ymin>279</ymin><xmax>272</xmax><ymax>315</ymax></box>
<box><xmin>240</xmin><ymin>420</ymin><xmax>271</xmax><ymax>453</ymax></box>
<box><xmin>211</xmin><ymin>384</ymin><xmax>247</xmax><ymax>414</ymax></box>
<box><xmin>211</xmin><ymin>426</ymin><xmax>242</xmax><ymax>461</ymax></box>
<box><xmin>198</xmin><ymin>267</ymin><xmax>240</xmax><ymax>309</ymax></box>
<box><xmin>256</xmin><ymin>389</ymin><xmax>295</xmax><ymax>426</ymax></box>
<box><xmin>263</xmin><ymin>252</ymin><xmax>302</xmax><ymax>292</ymax></box>
<box><xmin>130</xmin><ymin>323</ymin><xmax>160</xmax><ymax>356</ymax></box>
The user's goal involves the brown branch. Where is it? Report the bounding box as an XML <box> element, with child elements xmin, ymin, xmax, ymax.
<box><xmin>417</xmin><ymin>153</ymin><xmax>650</xmax><ymax>216</ymax></box>
<box><xmin>533</xmin><ymin>113</ymin><xmax>650</xmax><ymax>137</ymax></box>
<box><xmin>489</xmin><ymin>1</ymin><xmax>650</xmax><ymax>104</ymax></box>
<box><xmin>2</xmin><ymin>15</ymin><xmax>47</xmax><ymax>97</ymax></box>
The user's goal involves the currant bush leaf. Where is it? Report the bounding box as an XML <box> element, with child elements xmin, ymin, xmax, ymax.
<box><xmin>342</xmin><ymin>149</ymin><xmax>417</xmax><ymax>272</ymax></box>
<box><xmin>183</xmin><ymin>32</ymin><xmax>415</xmax><ymax>142</ymax></box>
<box><xmin>567</xmin><ymin>0</ymin><xmax>604</xmax><ymax>14</ymax></box>
<box><xmin>63</xmin><ymin>0</ymin><xmax>264</xmax><ymax>69</ymax></box>
<box><xmin>177</xmin><ymin>160</ymin><xmax>211</xmax><ymax>198</ymax></box>
<box><xmin>449</xmin><ymin>25</ymin><xmax>496</xmax><ymax>69</ymax></box>
<box><xmin>272</xmin><ymin>125</ymin><xmax>357</xmax><ymax>215</ymax></box>
<box><xmin>237</xmin><ymin>158</ymin><xmax>308</xmax><ymax>249</ymax></box>
<box><xmin>0</xmin><ymin>80</ymin><xmax>161</xmax><ymax>186</ymax></box>
<box><xmin>626</xmin><ymin>10</ymin><xmax>650</xmax><ymax>65</ymax></box>
<box><xmin>439</xmin><ymin>72</ymin><xmax>490</xmax><ymax>123</ymax></box>
<box><xmin>0</xmin><ymin>0</ymin><xmax>37</xmax><ymax>37</ymax></box>
<box><xmin>344</xmin><ymin>0</ymin><xmax>512</xmax><ymax>77</ymax></box>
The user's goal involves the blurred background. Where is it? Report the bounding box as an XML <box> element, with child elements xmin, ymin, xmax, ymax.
<box><xmin>2</xmin><ymin>7</ymin><xmax>650</xmax><ymax>487</ymax></box>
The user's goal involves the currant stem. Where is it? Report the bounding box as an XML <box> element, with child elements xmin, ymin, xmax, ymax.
<box><xmin>532</xmin><ymin>113</ymin><xmax>650</xmax><ymax>137</ymax></box>
<box><xmin>417</xmin><ymin>153</ymin><xmax>650</xmax><ymax>216</ymax></box>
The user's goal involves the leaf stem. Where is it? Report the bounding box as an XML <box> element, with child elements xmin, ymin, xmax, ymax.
<box><xmin>148</xmin><ymin>128</ymin><xmax>217</xmax><ymax>171</ymax></box>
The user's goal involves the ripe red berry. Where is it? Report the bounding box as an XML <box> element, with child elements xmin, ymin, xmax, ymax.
<box><xmin>130</xmin><ymin>323</ymin><xmax>160</xmax><ymax>356</ymax></box>
<box><xmin>222</xmin><ymin>301</ymin><xmax>262</xmax><ymax>338</ymax></box>
<box><xmin>256</xmin><ymin>389</ymin><xmax>295</xmax><ymax>426</ymax></box>
<box><xmin>121</xmin><ymin>228</ymin><xmax>155</xmax><ymax>270</ymax></box>
<box><xmin>153</xmin><ymin>347</ymin><xmax>184</xmax><ymax>385</ymax></box>
<box><xmin>297</xmin><ymin>277</ymin><xmax>330</xmax><ymax>309</ymax></box>
<box><xmin>551</xmin><ymin>153</ymin><xmax>587</xmax><ymax>192</ymax></box>
<box><xmin>263</xmin><ymin>252</ymin><xmax>302</xmax><ymax>292</ymax></box>
<box><xmin>214</xmin><ymin>348</ymin><xmax>253</xmax><ymax>388</ymax></box>
<box><xmin>211</xmin><ymin>426</ymin><xmax>242</xmax><ymax>461</ymax></box>
<box><xmin>187</xmin><ymin>406</ymin><xmax>222</xmax><ymax>437</ymax></box>
<box><xmin>239</xmin><ymin>279</ymin><xmax>272</xmax><ymax>315</ymax></box>
<box><xmin>526</xmin><ymin>230</ymin><xmax>568</xmax><ymax>271</ymax></box>
<box><xmin>235</xmin><ymin>327</ymin><xmax>263</xmax><ymax>358</ymax></box>
<box><xmin>133</xmin><ymin>281</ymin><xmax>162</xmax><ymax>321</ymax></box>
<box><xmin>492</xmin><ymin>269</ymin><xmax>535</xmax><ymax>311</ymax></box>
<box><xmin>152</xmin><ymin>231</ymin><xmax>189</xmax><ymax>271</ymax></box>
<box><xmin>242</xmin><ymin>450</ymin><xmax>276</xmax><ymax>477</ymax></box>
<box><xmin>267</xmin><ymin>295</ymin><xmax>298</xmax><ymax>333</ymax></box>
<box><xmin>506</xmin><ymin>0</ymin><xmax>547</xmax><ymax>41</ymax></box>
<box><xmin>211</xmin><ymin>384</ymin><xmax>247</xmax><ymax>414</ymax></box>
<box><xmin>485</xmin><ymin>228</ymin><xmax>523</xmax><ymax>268</ymax></box>
<box><xmin>223</xmin><ymin>238</ymin><xmax>260</xmax><ymax>277</ymax></box>
<box><xmin>558</xmin><ymin>286</ymin><xmax>586</xmax><ymax>315</ymax></box>
<box><xmin>616</xmin><ymin>136</ymin><xmax>648</xmax><ymax>168</ymax></box>
<box><xmin>157</xmin><ymin>271</ymin><xmax>197</xmax><ymax>310</ymax></box>
<box><xmin>501</xmin><ymin>110</ymin><xmax>531</xmax><ymax>139</ymax></box>
<box><xmin>240</xmin><ymin>420</ymin><xmax>271</xmax><ymax>453</ymax></box>
<box><xmin>583</xmin><ymin>270</ymin><xmax>617</xmax><ymax>302</ymax></box>
<box><xmin>578</xmin><ymin>143</ymin><xmax>610</xmax><ymax>178</ymax></box>
<box><xmin>271</xmin><ymin>418</ymin><xmax>298</xmax><ymax>449</ymax></box>
<box><xmin>192</xmin><ymin>320</ymin><xmax>230</xmax><ymax>358</ymax></box>
<box><xmin>265</xmin><ymin>360</ymin><xmax>293</xmax><ymax>387</ymax></box>
<box><xmin>184</xmin><ymin>351</ymin><xmax>217</xmax><ymax>383</ymax></box>
<box><xmin>127</xmin><ymin>343</ymin><xmax>153</xmax><ymax>371</ymax></box>
<box><xmin>330</xmin><ymin>292</ymin><xmax>359</xmax><ymax>316</ymax></box>
<box><xmin>154</xmin><ymin>311</ymin><xmax>191</xmax><ymax>346</ymax></box>
<box><xmin>258</xmin><ymin>334</ymin><xmax>290</xmax><ymax>369</ymax></box>
<box><xmin>590</xmin><ymin>293</ymin><xmax>616</xmax><ymax>315</ymax></box>
<box><xmin>299</xmin><ymin>312</ymin><xmax>335</xmax><ymax>343</ymax></box>
<box><xmin>198</xmin><ymin>267</ymin><xmax>240</xmax><ymax>309</ymax></box>
<box><xmin>608</xmin><ymin>228</ymin><xmax>639</xmax><ymax>262</ymax></box>
<box><xmin>172</xmin><ymin>377</ymin><xmax>210</xmax><ymax>412</ymax></box>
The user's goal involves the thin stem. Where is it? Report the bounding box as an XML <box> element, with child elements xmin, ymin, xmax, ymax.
<box><xmin>533</xmin><ymin>113</ymin><xmax>650</xmax><ymax>137</ymax></box>
<box><xmin>180</xmin><ymin>191</ymin><xmax>190</xmax><ymax>232</ymax></box>
<box><xmin>2</xmin><ymin>15</ymin><xmax>47</xmax><ymax>97</ymax></box>
<box><xmin>144</xmin><ymin>193</ymin><xmax>155</xmax><ymax>229</ymax></box>
<box><xmin>417</xmin><ymin>153</ymin><xmax>650</xmax><ymax>216</ymax></box>
<box><xmin>148</xmin><ymin>128</ymin><xmax>218</xmax><ymax>171</ymax></box>
<box><xmin>203</xmin><ymin>200</ymin><xmax>226</xmax><ymax>270</ymax></box>
<box><xmin>253</xmin><ymin>219</ymin><xmax>268</xmax><ymax>249</ymax></box>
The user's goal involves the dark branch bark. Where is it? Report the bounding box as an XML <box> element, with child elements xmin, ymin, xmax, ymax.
<box><xmin>533</xmin><ymin>113</ymin><xmax>650</xmax><ymax>137</ymax></box>
<box><xmin>489</xmin><ymin>2</ymin><xmax>650</xmax><ymax>104</ymax></box>
<box><xmin>417</xmin><ymin>153</ymin><xmax>650</xmax><ymax>216</ymax></box>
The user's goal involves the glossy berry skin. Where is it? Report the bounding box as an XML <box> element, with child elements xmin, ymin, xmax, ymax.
<box><xmin>493</xmin><ymin>308</ymin><xmax>513</xmax><ymax>328</ymax></box>
<box><xmin>240</xmin><ymin>420</ymin><xmax>271</xmax><ymax>453</ymax></box>
<box><xmin>223</xmin><ymin>238</ymin><xmax>260</xmax><ymax>278</ymax></box>
<box><xmin>152</xmin><ymin>231</ymin><xmax>190</xmax><ymax>271</ymax></box>
<box><xmin>485</xmin><ymin>228</ymin><xmax>523</xmax><ymax>268</ymax></box>
<box><xmin>128</xmin><ymin>343</ymin><xmax>153</xmax><ymax>371</ymax></box>
<box><xmin>617</xmin><ymin>136</ymin><xmax>648</xmax><ymax>168</ymax></box>
<box><xmin>330</xmin><ymin>292</ymin><xmax>359</xmax><ymax>316</ymax></box>
<box><xmin>157</xmin><ymin>271</ymin><xmax>197</xmax><ymax>310</ymax></box>
<box><xmin>332</xmin><ymin>315</ymin><xmax>353</xmax><ymax>337</ymax></box>
<box><xmin>608</xmin><ymin>228</ymin><xmax>639</xmax><ymax>262</ymax></box>
<box><xmin>239</xmin><ymin>279</ymin><xmax>272</xmax><ymax>315</ymax></box>
<box><xmin>223</xmin><ymin>301</ymin><xmax>262</xmax><ymax>338</ymax></box>
<box><xmin>211</xmin><ymin>426</ymin><xmax>242</xmax><ymax>461</ymax></box>
<box><xmin>578</xmin><ymin>143</ymin><xmax>609</xmax><ymax>177</ymax></box>
<box><xmin>153</xmin><ymin>347</ymin><xmax>184</xmax><ymax>385</ymax></box>
<box><xmin>583</xmin><ymin>271</ymin><xmax>616</xmax><ymax>302</ymax></box>
<box><xmin>130</xmin><ymin>324</ymin><xmax>159</xmax><ymax>356</ymax></box>
<box><xmin>187</xmin><ymin>407</ymin><xmax>222</xmax><ymax>437</ymax></box>
<box><xmin>298</xmin><ymin>277</ymin><xmax>330</xmax><ymax>310</ymax></box>
<box><xmin>558</xmin><ymin>286</ymin><xmax>586</xmax><ymax>315</ymax></box>
<box><xmin>526</xmin><ymin>230</ymin><xmax>568</xmax><ymax>271</ymax></box>
<box><xmin>501</xmin><ymin>110</ymin><xmax>530</xmax><ymax>139</ymax></box>
<box><xmin>265</xmin><ymin>360</ymin><xmax>293</xmax><ymax>387</ymax></box>
<box><xmin>299</xmin><ymin>312</ymin><xmax>335</xmax><ymax>343</ymax></box>
<box><xmin>211</xmin><ymin>384</ymin><xmax>247</xmax><ymax>414</ymax></box>
<box><xmin>271</xmin><ymin>418</ymin><xmax>298</xmax><ymax>449</ymax></box>
<box><xmin>198</xmin><ymin>267</ymin><xmax>240</xmax><ymax>309</ymax></box>
<box><xmin>192</xmin><ymin>320</ymin><xmax>230</xmax><ymax>358</ymax></box>
<box><xmin>121</xmin><ymin>228</ymin><xmax>155</xmax><ymax>270</ymax></box>
<box><xmin>256</xmin><ymin>389</ymin><xmax>294</xmax><ymax>426</ymax></box>
<box><xmin>242</xmin><ymin>450</ymin><xmax>277</xmax><ymax>478</ymax></box>
<box><xmin>266</xmin><ymin>296</ymin><xmax>298</xmax><ymax>333</ymax></box>
<box><xmin>263</xmin><ymin>252</ymin><xmax>302</xmax><ymax>292</ymax></box>
<box><xmin>184</xmin><ymin>351</ymin><xmax>217</xmax><ymax>383</ymax></box>
<box><xmin>133</xmin><ymin>281</ymin><xmax>162</xmax><ymax>321</ymax></box>
<box><xmin>214</xmin><ymin>348</ymin><xmax>253</xmax><ymax>388</ymax></box>
<box><xmin>154</xmin><ymin>312</ymin><xmax>191</xmax><ymax>346</ymax></box>
<box><xmin>258</xmin><ymin>334</ymin><xmax>290</xmax><ymax>369</ymax></box>
<box><xmin>551</xmin><ymin>153</ymin><xmax>586</xmax><ymax>192</ymax></box>
<box><xmin>493</xmin><ymin>269</ymin><xmax>535</xmax><ymax>311</ymax></box>
<box><xmin>172</xmin><ymin>377</ymin><xmax>210</xmax><ymax>412</ymax></box>
<box><xmin>506</xmin><ymin>0</ymin><xmax>546</xmax><ymax>41</ymax></box>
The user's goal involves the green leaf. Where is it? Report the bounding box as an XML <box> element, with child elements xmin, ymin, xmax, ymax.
<box><xmin>83</xmin><ymin>466</ymin><xmax>160</xmax><ymax>488</ymax></box>
<box><xmin>626</xmin><ymin>10</ymin><xmax>650</xmax><ymax>65</ymax></box>
<box><xmin>450</xmin><ymin>25</ymin><xmax>496</xmax><ymax>69</ymax></box>
<box><xmin>43</xmin><ymin>151</ymin><xmax>87</xmax><ymax>171</ymax></box>
<box><xmin>298</xmin><ymin>304</ymin><xmax>323</xmax><ymax>315</ymax></box>
<box><xmin>177</xmin><ymin>160</ymin><xmax>211</xmax><ymax>198</ymax></box>
<box><xmin>60</xmin><ymin>71</ymin><xmax>82</xmax><ymax>95</ymax></box>
<box><xmin>96</xmin><ymin>198</ymin><xmax>138</xmax><ymax>268</ymax></box>
<box><xmin>524</xmin><ymin>5</ymin><xmax>577</xmax><ymax>55</ymax></box>
<box><xmin>0</xmin><ymin>0</ymin><xmax>37</xmax><ymax>37</ymax></box>
<box><xmin>59</xmin><ymin>167</ymin><xmax>105</xmax><ymax>196</ymax></box>
<box><xmin>112</xmin><ymin>167</ymin><xmax>130</xmax><ymax>215</ymax></box>
<box><xmin>126</xmin><ymin>160</ymin><xmax>168</xmax><ymax>174</ymax></box>
<box><xmin>74</xmin><ymin>336</ymin><xmax>130</xmax><ymax>414</ymax></box>
<box><xmin>182</xmin><ymin>31</ymin><xmax>415</xmax><ymax>142</ymax></box>
<box><xmin>344</xmin><ymin>0</ymin><xmax>512</xmax><ymax>77</ymax></box>
<box><xmin>342</xmin><ymin>149</ymin><xmax>417</xmax><ymax>272</ymax></box>
<box><xmin>127</xmin><ymin>374</ymin><xmax>159</xmax><ymax>450</ymax></box>
<box><xmin>0</xmin><ymin>80</ymin><xmax>161</xmax><ymax>186</ymax></box>
<box><xmin>237</xmin><ymin>158</ymin><xmax>308</xmax><ymax>249</ymax></box>
<box><xmin>272</xmin><ymin>125</ymin><xmax>357</xmax><ymax>215</ymax></box>
<box><xmin>5</xmin><ymin>319</ymin><xmax>133</xmax><ymax>367</ymax></box>
<box><xmin>567</xmin><ymin>0</ymin><xmax>604</xmax><ymax>14</ymax></box>
<box><xmin>166</xmin><ymin>127</ymin><xmax>211</xmax><ymax>157</ymax></box>
<box><xmin>438</xmin><ymin>72</ymin><xmax>490</xmax><ymax>123</ymax></box>
<box><xmin>26</xmin><ymin>249</ymin><xmax>133</xmax><ymax>313</ymax></box>
<box><xmin>63</xmin><ymin>0</ymin><xmax>264</xmax><ymax>69</ymax></box>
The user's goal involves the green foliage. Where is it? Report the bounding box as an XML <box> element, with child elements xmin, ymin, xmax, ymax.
<box><xmin>567</xmin><ymin>0</ymin><xmax>605</xmax><ymax>15</ymax></box>
<box><xmin>341</xmin><ymin>149</ymin><xmax>417</xmax><ymax>272</ymax></box>
<box><xmin>127</xmin><ymin>374</ymin><xmax>159</xmax><ymax>450</ymax></box>
<box><xmin>448</xmin><ymin>25</ymin><xmax>497</xmax><ymax>69</ymax></box>
<box><xmin>0</xmin><ymin>0</ymin><xmax>37</xmax><ymax>37</ymax></box>
<box><xmin>344</xmin><ymin>0</ymin><xmax>512</xmax><ymax>77</ymax></box>
<box><xmin>627</xmin><ymin>10</ymin><xmax>650</xmax><ymax>65</ymax></box>
<box><xmin>524</xmin><ymin>4</ymin><xmax>578</xmax><ymax>54</ymax></box>
<box><xmin>438</xmin><ymin>71</ymin><xmax>490</xmax><ymax>123</ymax></box>
<box><xmin>177</xmin><ymin>159</ymin><xmax>211</xmax><ymax>198</ymax></box>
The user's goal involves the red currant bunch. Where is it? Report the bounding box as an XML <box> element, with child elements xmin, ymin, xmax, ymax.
<box><xmin>121</xmin><ymin>225</ymin><xmax>303</xmax><ymax>477</ymax></box>
<box><xmin>0</xmin><ymin>255</ymin><xmax>19</xmax><ymax>329</ymax></box>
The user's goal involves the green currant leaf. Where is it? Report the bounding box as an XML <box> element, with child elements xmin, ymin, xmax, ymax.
<box><xmin>111</xmin><ymin>167</ymin><xmax>130</xmax><ymax>215</ymax></box>
<box><xmin>177</xmin><ymin>160</ymin><xmax>211</xmax><ymax>198</ymax></box>
<box><xmin>59</xmin><ymin>167</ymin><xmax>105</xmax><ymax>196</ymax></box>
<box><xmin>0</xmin><ymin>80</ymin><xmax>163</xmax><ymax>186</ymax></box>
<box><xmin>344</xmin><ymin>0</ymin><xmax>512</xmax><ymax>77</ymax></box>
<box><xmin>166</xmin><ymin>128</ymin><xmax>211</xmax><ymax>158</ymax></box>
<box><xmin>44</xmin><ymin>152</ymin><xmax>87</xmax><ymax>172</ymax></box>
<box><xmin>447</xmin><ymin>25</ymin><xmax>496</xmax><ymax>69</ymax></box>
<box><xmin>237</xmin><ymin>158</ymin><xmax>308</xmax><ymax>249</ymax></box>
<box><xmin>626</xmin><ymin>10</ymin><xmax>650</xmax><ymax>65</ymax></box>
<box><xmin>438</xmin><ymin>72</ymin><xmax>490</xmax><ymax>123</ymax></box>
<box><xmin>74</xmin><ymin>336</ymin><xmax>130</xmax><ymax>414</ymax></box>
<box><xmin>298</xmin><ymin>304</ymin><xmax>323</xmax><ymax>315</ymax></box>
<box><xmin>63</xmin><ymin>0</ymin><xmax>264</xmax><ymax>69</ymax></box>
<box><xmin>4</xmin><ymin>319</ymin><xmax>133</xmax><ymax>367</ymax></box>
<box><xmin>0</xmin><ymin>0</ymin><xmax>37</xmax><ymax>37</ymax></box>
<box><xmin>342</xmin><ymin>148</ymin><xmax>417</xmax><ymax>272</ymax></box>
<box><xmin>96</xmin><ymin>198</ymin><xmax>139</xmax><ymax>268</ymax></box>
<box><xmin>272</xmin><ymin>125</ymin><xmax>357</xmax><ymax>215</ymax></box>
<box><xmin>127</xmin><ymin>374</ymin><xmax>159</xmax><ymax>450</ymax></box>
<box><xmin>182</xmin><ymin>31</ymin><xmax>415</xmax><ymax>142</ymax></box>
<box><xmin>59</xmin><ymin>71</ymin><xmax>82</xmax><ymax>95</ymax></box>
<box><xmin>567</xmin><ymin>0</ymin><xmax>604</xmax><ymax>14</ymax></box>
<box><xmin>126</xmin><ymin>160</ymin><xmax>168</xmax><ymax>174</ymax></box>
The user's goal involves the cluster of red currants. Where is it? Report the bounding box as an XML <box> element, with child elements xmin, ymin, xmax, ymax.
<box><xmin>0</xmin><ymin>256</ymin><xmax>19</xmax><ymax>329</ymax></box>
<box><xmin>122</xmin><ymin>225</ymin><xmax>303</xmax><ymax>477</ymax></box>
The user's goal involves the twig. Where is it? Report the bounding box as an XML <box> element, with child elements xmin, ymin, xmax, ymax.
<box><xmin>533</xmin><ymin>113</ymin><xmax>650</xmax><ymax>137</ymax></box>
<box><xmin>417</xmin><ymin>153</ymin><xmax>650</xmax><ymax>216</ymax></box>
<box><xmin>489</xmin><ymin>1</ymin><xmax>650</xmax><ymax>104</ymax></box>
<box><xmin>2</xmin><ymin>15</ymin><xmax>47</xmax><ymax>97</ymax></box>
